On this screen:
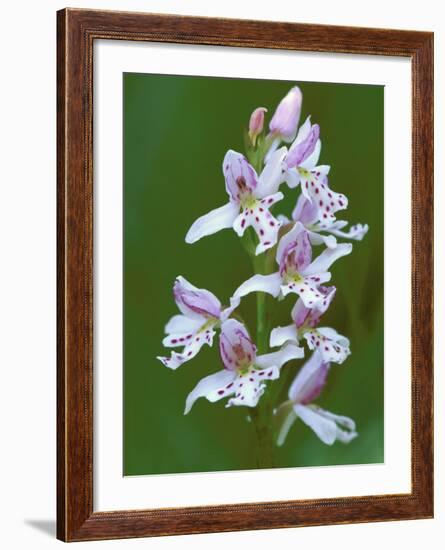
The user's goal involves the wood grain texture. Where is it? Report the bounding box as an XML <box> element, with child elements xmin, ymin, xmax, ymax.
<box><xmin>57</xmin><ymin>8</ymin><xmax>434</xmax><ymax>542</ymax></box>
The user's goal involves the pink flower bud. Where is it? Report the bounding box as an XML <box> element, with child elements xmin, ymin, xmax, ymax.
<box><xmin>248</xmin><ymin>107</ymin><xmax>267</xmax><ymax>145</ymax></box>
<box><xmin>269</xmin><ymin>86</ymin><xmax>302</xmax><ymax>142</ymax></box>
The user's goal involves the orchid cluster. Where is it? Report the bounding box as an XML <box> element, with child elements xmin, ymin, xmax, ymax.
<box><xmin>157</xmin><ymin>86</ymin><xmax>368</xmax><ymax>464</ymax></box>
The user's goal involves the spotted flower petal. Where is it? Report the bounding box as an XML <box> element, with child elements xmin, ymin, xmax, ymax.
<box><xmin>219</xmin><ymin>319</ymin><xmax>257</xmax><ymax>371</ymax></box>
<box><xmin>233</xmin><ymin>192</ymin><xmax>284</xmax><ymax>255</ymax></box>
<box><xmin>223</xmin><ymin>150</ymin><xmax>259</xmax><ymax>200</ymax></box>
<box><xmin>304</xmin><ymin>327</ymin><xmax>350</xmax><ymax>364</ymax></box>
<box><xmin>158</xmin><ymin>323</ymin><xmax>217</xmax><ymax>370</ymax></box>
<box><xmin>299</xmin><ymin>168</ymin><xmax>348</xmax><ymax>225</ymax></box>
<box><xmin>184</xmin><ymin>369</ymin><xmax>236</xmax><ymax>414</ymax></box>
<box><xmin>280</xmin><ymin>272</ymin><xmax>332</xmax><ymax>307</ymax></box>
<box><xmin>226</xmin><ymin>365</ymin><xmax>280</xmax><ymax>408</ymax></box>
<box><xmin>158</xmin><ymin>278</ymin><xmax>239</xmax><ymax>369</ymax></box>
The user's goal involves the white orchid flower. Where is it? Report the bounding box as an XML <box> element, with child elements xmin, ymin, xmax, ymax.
<box><xmin>234</xmin><ymin>222</ymin><xmax>352</xmax><ymax>309</ymax></box>
<box><xmin>276</xmin><ymin>352</ymin><xmax>358</xmax><ymax>446</ymax></box>
<box><xmin>288</xmin><ymin>194</ymin><xmax>369</xmax><ymax>248</ymax></box>
<box><xmin>283</xmin><ymin>117</ymin><xmax>349</xmax><ymax>226</ymax></box>
<box><xmin>184</xmin><ymin>319</ymin><xmax>304</xmax><ymax>413</ymax></box>
<box><xmin>185</xmin><ymin>149</ymin><xmax>287</xmax><ymax>255</ymax></box>
<box><xmin>270</xmin><ymin>286</ymin><xmax>351</xmax><ymax>364</ymax></box>
<box><xmin>157</xmin><ymin>276</ymin><xmax>239</xmax><ymax>370</ymax></box>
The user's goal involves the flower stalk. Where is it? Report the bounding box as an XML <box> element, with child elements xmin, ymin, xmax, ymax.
<box><xmin>156</xmin><ymin>84</ymin><xmax>369</xmax><ymax>467</ymax></box>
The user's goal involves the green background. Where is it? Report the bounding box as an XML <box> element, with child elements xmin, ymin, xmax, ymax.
<box><xmin>123</xmin><ymin>73</ymin><xmax>384</xmax><ymax>476</ymax></box>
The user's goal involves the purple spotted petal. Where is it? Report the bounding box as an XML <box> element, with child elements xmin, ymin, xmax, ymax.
<box><xmin>219</xmin><ymin>319</ymin><xmax>257</xmax><ymax>372</ymax></box>
<box><xmin>223</xmin><ymin>150</ymin><xmax>258</xmax><ymax>202</ymax></box>
<box><xmin>280</xmin><ymin>229</ymin><xmax>312</xmax><ymax>275</ymax></box>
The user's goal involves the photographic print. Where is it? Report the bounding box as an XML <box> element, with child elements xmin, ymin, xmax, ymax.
<box><xmin>123</xmin><ymin>74</ymin><xmax>384</xmax><ymax>476</ymax></box>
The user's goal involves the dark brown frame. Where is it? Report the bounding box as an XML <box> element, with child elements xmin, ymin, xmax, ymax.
<box><xmin>57</xmin><ymin>8</ymin><xmax>434</xmax><ymax>542</ymax></box>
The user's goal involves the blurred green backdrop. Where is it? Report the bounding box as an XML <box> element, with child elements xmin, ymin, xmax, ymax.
<box><xmin>123</xmin><ymin>73</ymin><xmax>384</xmax><ymax>476</ymax></box>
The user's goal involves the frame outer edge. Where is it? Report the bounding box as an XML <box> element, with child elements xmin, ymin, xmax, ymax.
<box><xmin>56</xmin><ymin>8</ymin><xmax>434</xmax><ymax>541</ymax></box>
<box><xmin>56</xmin><ymin>7</ymin><xmax>67</xmax><ymax>542</ymax></box>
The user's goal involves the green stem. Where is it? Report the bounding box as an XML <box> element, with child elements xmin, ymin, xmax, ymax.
<box><xmin>249</xmin><ymin>252</ymin><xmax>275</xmax><ymax>468</ymax></box>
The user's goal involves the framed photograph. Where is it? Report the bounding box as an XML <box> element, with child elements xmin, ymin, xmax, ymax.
<box><xmin>57</xmin><ymin>8</ymin><xmax>434</xmax><ymax>542</ymax></box>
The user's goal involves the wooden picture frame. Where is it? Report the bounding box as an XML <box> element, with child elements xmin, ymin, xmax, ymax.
<box><xmin>57</xmin><ymin>8</ymin><xmax>434</xmax><ymax>542</ymax></box>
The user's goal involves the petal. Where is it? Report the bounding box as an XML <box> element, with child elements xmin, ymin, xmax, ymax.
<box><xmin>294</xmin><ymin>404</ymin><xmax>338</xmax><ymax>445</ymax></box>
<box><xmin>269</xmin><ymin>324</ymin><xmax>298</xmax><ymax>348</ymax></box>
<box><xmin>302</xmin><ymin>243</ymin><xmax>352</xmax><ymax>277</ymax></box>
<box><xmin>233</xmin><ymin>194</ymin><xmax>284</xmax><ymax>255</ymax></box>
<box><xmin>276</xmin><ymin>221</ymin><xmax>306</xmax><ymax>270</ymax></box>
<box><xmin>286</xmin><ymin>123</ymin><xmax>320</xmax><ymax>168</ymax></box>
<box><xmin>184</xmin><ymin>369</ymin><xmax>237</xmax><ymax>414</ymax></box>
<box><xmin>284</xmin><ymin>167</ymin><xmax>300</xmax><ymax>189</ymax></box>
<box><xmin>223</xmin><ymin>150</ymin><xmax>258</xmax><ymax>201</ymax></box>
<box><xmin>185</xmin><ymin>202</ymin><xmax>239</xmax><ymax>244</ymax></box>
<box><xmin>281</xmin><ymin>273</ymin><xmax>332</xmax><ymax>307</ymax></box>
<box><xmin>316</xmin><ymin>408</ymin><xmax>356</xmax><ymax>431</ymax></box>
<box><xmin>327</xmin><ymin>222</ymin><xmax>369</xmax><ymax>241</ymax></box>
<box><xmin>219</xmin><ymin>318</ymin><xmax>256</xmax><ymax>371</ymax></box>
<box><xmin>307</xmin><ymin>230</ymin><xmax>338</xmax><ymax>249</ymax></box>
<box><xmin>256</xmin><ymin>343</ymin><xmax>304</xmax><ymax>369</ymax></box>
<box><xmin>164</xmin><ymin>314</ymin><xmax>203</xmax><ymax>335</ymax></box>
<box><xmin>292</xmin><ymin>285</ymin><xmax>337</xmax><ymax>329</ymax></box>
<box><xmin>257</xmin><ymin>147</ymin><xmax>287</xmax><ymax>198</ymax></box>
<box><xmin>275</xmin><ymin>402</ymin><xmax>298</xmax><ymax>446</ymax></box>
<box><xmin>291</xmin><ymin>298</ymin><xmax>309</xmax><ymax>327</ymax></box>
<box><xmin>174</xmin><ymin>276</ymin><xmax>222</xmax><ymax>319</ymax></box>
<box><xmin>289</xmin><ymin>352</ymin><xmax>330</xmax><ymax>403</ymax></box>
<box><xmin>264</xmin><ymin>136</ymin><xmax>281</xmax><ymax>164</ymax></box>
<box><xmin>269</xmin><ymin>86</ymin><xmax>302</xmax><ymax>142</ymax></box>
<box><xmin>277</xmin><ymin>213</ymin><xmax>290</xmax><ymax>225</ymax></box>
<box><xmin>292</xmin><ymin>195</ymin><xmax>318</xmax><ymax>226</ymax></box>
<box><xmin>226</xmin><ymin>366</ymin><xmax>279</xmax><ymax>408</ymax></box>
<box><xmin>252</xmin><ymin>197</ymin><xmax>284</xmax><ymax>255</ymax></box>
<box><xmin>304</xmin><ymin>327</ymin><xmax>350</xmax><ymax>364</ymax></box>
<box><xmin>158</xmin><ymin>324</ymin><xmax>217</xmax><ymax>370</ymax></box>
<box><xmin>311</xmin><ymin>407</ymin><xmax>358</xmax><ymax>443</ymax></box>
<box><xmin>234</xmin><ymin>272</ymin><xmax>282</xmax><ymax>300</ymax></box>
<box><xmin>300</xmin><ymin>169</ymin><xmax>348</xmax><ymax>225</ymax></box>
<box><xmin>220</xmin><ymin>295</ymin><xmax>240</xmax><ymax>322</ymax></box>
<box><xmin>299</xmin><ymin>139</ymin><xmax>321</xmax><ymax>169</ymax></box>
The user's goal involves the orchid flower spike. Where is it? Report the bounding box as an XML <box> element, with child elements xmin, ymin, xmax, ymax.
<box><xmin>185</xmin><ymin>149</ymin><xmax>287</xmax><ymax>255</ymax></box>
<box><xmin>276</xmin><ymin>352</ymin><xmax>358</xmax><ymax>446</ymax></box>
<box><xmin>184</xmin><ymin>319</ymin><xmax>304</xmax><ymax>413</ymax></box>
<box><xmin>270</xmin><ymin>287</ymin><xmax>351</xmax><ymax>364</ymax></box>
<box><xmin>234</xmin><ymin>222</ymin><xmax>352</xmax><ymax>309</ymax></box>
<box><xmin>290</xmin><ymin>194</ymin><xmax>369</xmax><ymax>247</ymax></box>
<box><xmin>283</xmin><ymin>117</ymin><xmax>348</xmax><ymax>225</ymax></box>
<box><xmin>157</xmin><ymin>276</ymin><xmax>240</xmax><ymax>370</ymax></box>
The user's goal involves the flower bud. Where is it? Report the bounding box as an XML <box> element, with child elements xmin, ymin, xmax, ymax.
<box><xmin>269</xmin><ymin>86</ymin><xmax>302</xmax><ymax>142</ymax></box>
<box><xmin>248</xmin><ymin>107</ymin><xmax>267</xmax><ymax>146</ymax></box>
